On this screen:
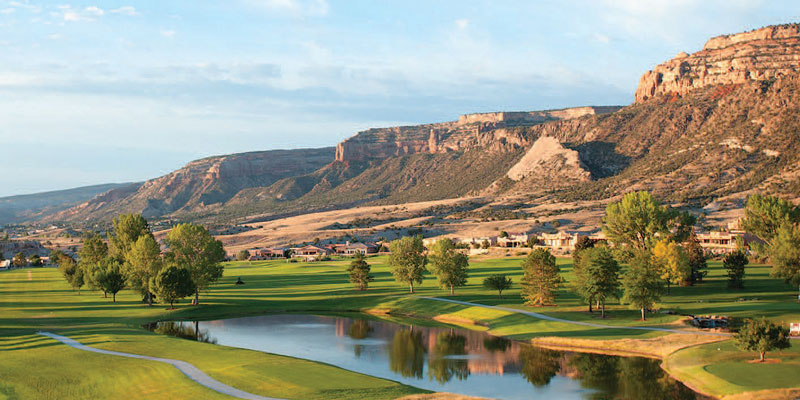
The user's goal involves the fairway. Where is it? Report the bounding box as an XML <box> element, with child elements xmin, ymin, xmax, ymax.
<box><xmin>1</xmin><ymin>255</ymin><xmax>798</xmax><ymax>399</ymax></box>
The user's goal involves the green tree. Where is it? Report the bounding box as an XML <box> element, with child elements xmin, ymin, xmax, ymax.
<box><xmin>573</xmin><ymin>246</ymin><xmax>621</xmax><ymax>318</ymax></box>
<box><xmin>602</xmin><ymin>191</ymin><xmax>694</xmax><ymax>251</ymax></box>
<box><xmin>483</xmin><ymin>274</ymin><xmax>512</xmax><ymax>298</ymax></box>
<box><xmin>236</xmin><ymin>250</ymin><xmax>250</xmax><ymax>261</ymax></box>
<box><xmin>768</xmin><ymin>222</ymin><xmax>800</xmax><ymax>296</ymax></box>
<box><xmin>78</xmin><ymin>234</ymin><xmax>109</xmax><ymax>296</ymax></box>
<box><xmin>685</xmin><ymin>231</ymin><xmax>707</xmax><ymax>284</ymax></box>
<box><xmin>58</xmin><ymin>255</ymin><xmax>84</xmax><ymax>293</ymax></box>
<box><xmin>741</xmin><ymin>194</ymin><xmax>800</xmax><ymax>245</ymax></box>
<box><xmin>12</xmin><ymin>252</ymin><xmax>27</xmax><ymax>267</ymax></box>
<box><xmin>150</xmin><ymin>265</ymin><xmax>196</xmax><ymax>309</ymax></box>
<box><xmin>126</xmin><ymin>235</ymin><xmax>163</xmax><ymax>306</ymax></box>
<box><xmin>347</xmin><ymin>252</ymin><xmax>374</xmax><ymax>291</ymax></box>
<box><xmin>165</xmin><ymin>223</ymin><xmax>225</xmax><ymax>305</ymax></box>
<box><xmin>622</xmin><ymin>252</ymin><xmax>664</xmax><ymax>320</ymax></box>
<box><xmin>652</xmin><ymin>240</ymin><xmax>690</xmax><ymax>294</ymax></box>
<box><xmin>723</xmin><ymin>250</ymin><xmax>748</xmax><ymax>289</ymax></box>
<box><xmin>94</xmin><ymin>258</ymin><xmax>126</xmax><ymax>303</ymax></box>
<box><xmin>481</xmin><ymin>239</ymin><xmax>490</xmax><ymax>249</ymax></box>
<box><xmin>429</xmin><ymin>238</ymin><xmax>469</xmax><ymax>295</ymax></box>
<box><xmin>520</xmin><ymin>248</ymin><xmax>561</xmax><ymax>306</ymax></box>
<box><xmin>388</xmin><ymin>236</ymin><xmax>427</xmax><ymax>293</ymax></box>
<box><xmin>28</xmin><ymin>254</ymin><xmax>42</xmax><ymax>266</ymax></box>
<box><xmin>734</xmin><ymin>318</ymin><xmax>791</xmax><ymax>362</ymax></box>
<box><xmin>109</xmin><ymin>213</ymin><xmax>151</xmax><ymax>261</ymax></box>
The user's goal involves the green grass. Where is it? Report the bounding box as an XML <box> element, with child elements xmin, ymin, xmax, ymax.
<box><xmin>0</xmin><ymin>255</ymin><xmax>798</xmax><ymax>399</ymax></box>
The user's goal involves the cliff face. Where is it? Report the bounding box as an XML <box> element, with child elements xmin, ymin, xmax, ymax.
<box><xmin>51</xmin><ymin>148</ymin><xmax>334</xmax><ymax>222</ymax></box>
<box><xmin>334</xmin><ymin>106</ymin><xmax>621</xmax><ymax>163</ymax></box>
<box><xmin>635</xmin><ymin>24</ymin><xmax>800</xmax><ymax>102</ymax></box>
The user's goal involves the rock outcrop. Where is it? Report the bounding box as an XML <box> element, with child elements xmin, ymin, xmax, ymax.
<box><xmin>334</xmin><ymin>106</ymin><xmax>621</xmax><ymax>163</ymax></box>
<box><xmin>634</xmin><ymin>24</ymin><xmax>800</xmax><ymax>102</ymax></box>
<box><xmin>506</xmin><ymin>136</ymin><xmax>590</xmax><ymax>183</ymax></box>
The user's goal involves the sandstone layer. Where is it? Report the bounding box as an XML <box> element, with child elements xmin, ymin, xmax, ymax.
<box><xmin>634</xmin><ymin>23</ymin><xmax>800</xmax><ymax>102</ymax></box>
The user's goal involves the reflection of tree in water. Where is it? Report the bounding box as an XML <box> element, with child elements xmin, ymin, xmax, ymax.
<box><xmin>617</xmin><ymin>357</ymin><xmax>697</xmax><ymax>400</ymax></box>
<box><xmin>152</xmin><ymin>321</ymin><xmax>217</xmax><ymax>344</ymax></box>
<box><xmin>388</xmin><ymin>328</ymin><xmax>427</xmax><ymax>379</ymax></box>
<box><xmin>519</xmin><ymin>345</ymin><xmax>561</xmax><ymax>387</ymax></box>
<box><xmin>428</xmin><ymin>331</ymin><xmax>470</xmax><ymax>384</ymax></box>
<box><xmin>483</xmin><ymin>336</ymin><xmax>511</xmax><ymax>352</ymax></box>
<box><xmin>348</xmin><ymin>319</ymin><xmax>373</xmax><ymax>358</ymax></box>
<box><xmin>569</xmin><ymin>353</ymin><xmax>620</xmax><ymax>399</ymax></box>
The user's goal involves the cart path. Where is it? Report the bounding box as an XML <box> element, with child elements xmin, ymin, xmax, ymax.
<box><xmin>422</xmin><ymin>297</ymin><xmax>733</xmax><ymax>337</ymax></box>
<box><xmin>37</xmin><ymin>331</ymin><xmax>281</xmax><ymax>400</ymax></box>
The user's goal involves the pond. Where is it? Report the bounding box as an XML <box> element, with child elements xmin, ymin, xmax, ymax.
<box><xmin>147</xmin><ymin>314</ymin><xmax>701</xmax><ymax>400</ymax></box>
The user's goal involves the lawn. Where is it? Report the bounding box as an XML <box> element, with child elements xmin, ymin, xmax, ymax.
<box><xmin>0</xmin><ymin>254</ymin><xmax>797</xmax><ymax>399</ymax></box>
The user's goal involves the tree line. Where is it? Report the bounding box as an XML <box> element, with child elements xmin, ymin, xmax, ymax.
<box><xmin>55</xmin><ymin>214</ymin><xmax>225</xmax><ymax>308</ymax></box>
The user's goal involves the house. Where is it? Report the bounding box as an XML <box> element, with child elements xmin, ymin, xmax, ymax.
<box><xmin>0</xmin><ymin>259</ymin><xmax>10</xmax><ymax>270</ymax></box>
<box><xmin>248</xmin><ymin>248</ymin><xmax>286</xmax><ymax>260</ymax></box>
<box><xmin>344</xmin><ymin>242</ymin><xmax>378</xmax><ymax>255</ymax></box>
<box><xmin>790</xmin><ymin>323</ymin><xmax>800</xmax><ymax>336</ymax></box>
<box><xmin>695</xmin><ymin>231</ymin><xmax>760</xmax><ymax>255</ymax></box>
<box><xmin>292</xmin><ymin>245</ymin><xmax>333</xmax><ymax>261</ymax></box>
<box><xmin>457</xmin><ymin>236</ymin><xmax>497</xmax><ymax>248</ymax></box>
<box><xmin>497</xmin><ymin>233</ymin><xmax>529</xmax><ymax>248</ymax></box>
<box><xmin>539</xmin><ymin>231</ymin><xmax>584</xmax><ymax>252</ymax></box>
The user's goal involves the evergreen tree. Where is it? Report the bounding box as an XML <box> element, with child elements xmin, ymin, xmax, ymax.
<box><xmin>573</xmin><ymin>246</ymin><xmax>621</xmax><ymax>318</ymax></box>
<box><xmin>520</xmin><ymin>248</ymin><xmax>561</xmax><ymax>306</ymax></box>
<box><xmin>622</xmin><ymin>252</ymin><xmax>664</xmax><ymax>320</ymax></box>
<box><xmin>723</xmin><ymin>250</ymin><xmax>748</xmax><ymax>289</ymax></box>
<box><xmin>347</xmin><ymin>252</ymin><xmax>374</xmax><ymax>291</ymax></box>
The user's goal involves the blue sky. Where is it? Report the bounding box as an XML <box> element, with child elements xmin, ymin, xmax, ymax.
<box><xmin>0</xmin><ymin>0</ymin><xmax>797</xmax><ymax>196</ymax></box>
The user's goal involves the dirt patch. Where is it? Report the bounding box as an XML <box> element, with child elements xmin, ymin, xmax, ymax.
<box><xmin>746</xmin><ymin>358</ymin><xmax>782</xmax><ymax>364</ymax></box>
<box><xmin>397</xmin><ymin>393</ymin><xmax>489</xmax><ymax>400</ymax></box>
<box><xmin>531</xmin><ymin>333</ymin><xmax>727</xmax><ymax>359</ymax></box>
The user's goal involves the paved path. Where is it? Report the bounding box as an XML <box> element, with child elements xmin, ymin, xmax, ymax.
<box><xmin>421</xmin><ymin>297</ymin><xmax>732</xmax><ymax>337</ymax></box>
<box><xmin>37</xmin><ymin>331</ymin><xmax>280</xmax><ymax>400</ymax></box>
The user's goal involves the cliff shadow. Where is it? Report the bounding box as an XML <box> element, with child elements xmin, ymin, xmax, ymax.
<box><xmin>569</xmin><ymin>141</ymin><xmax>632</xmax><ymax>179</ymax></box>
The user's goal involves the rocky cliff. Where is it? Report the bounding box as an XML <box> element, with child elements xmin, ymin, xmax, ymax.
<box><xmin>635</xmin><ymin>23</ymin><xmax>800</xmax><ymax>102</ymax></box>
<box><xmin>334</xmin><ymin>106</ymin><xmax>621</xmax><ymax>163</ymax></box>
<box><xmin>50</xmin><ymin>148</ymin><xmax>334</xmax><ymax>222</ymax></box>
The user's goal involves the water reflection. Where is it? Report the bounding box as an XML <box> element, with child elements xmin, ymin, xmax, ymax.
<box><xmin>389</xmin><ymin>328</ymin><xmax>427</xmax><ymax>379</ymax></box>
<box><xmin>428</xmin><ymin>331</ymin><xmax>469</xmax><ymax>384</ymax></box>
<box><xmin>148</xmin><ymin>314</ymin><xmax>703</xmax><ymax>400</ymax></box>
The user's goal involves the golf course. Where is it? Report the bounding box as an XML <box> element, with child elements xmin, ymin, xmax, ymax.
<box><xmin>1</xmin><ymin>255</ymin><xmax>798</xmax><ymax>399</ymax></box>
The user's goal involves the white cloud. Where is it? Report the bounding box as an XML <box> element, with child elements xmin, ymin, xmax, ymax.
<box><xmin>110</xmin><ymin>6</ymin><xmax>139</xmax><ymax>16</ymax></box>
<box><xmin>248</xmin><ymin>0</ymin><xmax>329</xmax><ymax>17</ymax></box>
<box><xmin>0</xmin><ymin>7</ymin><xmax>15</xmax><ymax>14</ymax></box>
<box><xmin>160</xmin><ymin>30</ymin><xmax>176</xmax><ymax>38</ymax></box>
<box><xmin>62</xmin><ymin>11</ymin><xmax>81</xmax><ymax>21</ymax></box>
<box><xmin>84</xmin><ymin>6</ymin><xmax>104</xmax><ymax>16</ymax></box>
<box><xmin>592</xmin><ymin>33</ymin><xmax>610</xmax><ymax>44</ymax></box>
<box><xmin>455</xmin><ymin>19</ymin><xmax>469</xmax><ymax>30</ymax></box>
<box><xmin>47</xmin><ymin>33</ymin><xmax>62</xmax><ymax>40</ymax></box>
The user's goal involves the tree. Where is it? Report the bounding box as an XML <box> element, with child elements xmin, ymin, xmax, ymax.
<box><xmin>741</xmin><ymin>194</ymin><xmax>800</xmax><ymax>245</ymax></box>
<box><xmin>109</xmin><ymin>213</ymin><xmax>151</xmax><ymax>261</ymax></box>
<box><xmin>602</xmin><ymin>191</ymin><xmax>694</xmax><ymax>251</ymax></box>
<box><xmin>622</xmin><ymin>252</ymin><xmax>664</xmax><ymax>320</ymax></box>
<box><xmin>685</xmin><ymin>232</ymin><xmax>707</xmax><ymax>284</ymax></box>
<box><xmin>520</xmin><ymin>248</ymin><xmax>561</xmax><ymax>306</ymax></box>
<box><xmin>573</xmin><ymin>246</ymin><xmax>621</xmax><ymax>318</ymax></box>
<box><xmin>652</xmin><ymin>240</ymin><xmax>690</xmax><ymax>294</ymax></box>
<box><xmin>236</xmin><ymin>250</ymin><xmax>250</xmax><ymax>261</ymax></box>
<box><xmin>347</xmin><ymin>252</ymin><xmax>374</xmax><ymax>291</ymax></box>
<box><xmin>429</xmin><ymin>238</ymin><xmax>469</xmax><ymax>295</ymax></box>
<box><xmin>78</xmin><ymin>234</ymin><xmax>109</xmax><ymax>296</ymax></box>
<box><xmin>723</xmin><ymin>250</ymin><xmax>748</xmax><ymax>290</ymax></box>
<box><xmin>481</xmin><ymin>240</ymin><xmax>490</xmax><ymax>250</ymax></box>
<box><xmin>499</xmin><ymin>231</ymin><xmax>509</xmax><ymax>238</ymax></box>
<box><xmin>58</xmin><ymin>255</ymin><xmax>84</xmax><ymax>293</ymax></box>
<box><xmin>28</xmin><ymin>254</ymin><xmax>42</xmax><ymax>266</ymax></box>
<box><xmin>768</xmin><ymin>222</ymin><xmax>800</xmax><ymax>296</ymax></box>
<box><xmin>126</xmin><ymin>235</ymin><xmax>163</xmax><ymax>306</ymax></box>
<box><xmin>388</xmin><ymin>236</ymin><xmax>427</xmax><ymax>293</ymax></box>
<box><xmin>150</xmin><ymin>265</ymin><xmax>195</xmax><ymax>309</ymax></box>
<box><xmin>483</xmin><ymin>274</ymin><xmax>512</xmax><ymax>298</ymax></box>
<box><xmin>734</xmin><ymin>318</ymin><xmax>791</xmax><ymax>362</ymax></box>
<box><xmin>12</xmin><ymin>252</ymin><xmax>26</xmax><ymax>267</ymax></box>
<box><xmin>94</xmin><ymin>258</ymin><xmax>126</xmax><ymax>303</ymax></box>
<box><xmin>164</xmin><ymin>223</ymin><xmax>225</xmax><ymax>305</ymax></box>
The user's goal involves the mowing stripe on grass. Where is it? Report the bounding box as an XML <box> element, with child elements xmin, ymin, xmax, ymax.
<box><xmin>38</xmin><ymin>332</ymin><xmax>281</xmax><ymax>400</ymax></box>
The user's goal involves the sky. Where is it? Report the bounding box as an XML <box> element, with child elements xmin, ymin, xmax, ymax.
<box><xmin>0</xmin><ymin>0</ymin><xmax>797</xmax><ymax>197</ymax></box>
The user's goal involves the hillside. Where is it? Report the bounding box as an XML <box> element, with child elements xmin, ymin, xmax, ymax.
<box><xmin>38</xmin><ymin>23</ymin><xmax>800</xmax><ymax>226</ymax></box>
<box><xmin>0</xmin><ymin>183</ymin><xmax>133</xmax><ymax>225</ymax></box>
